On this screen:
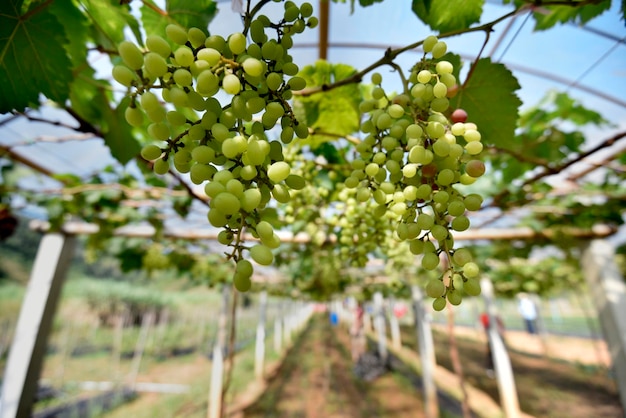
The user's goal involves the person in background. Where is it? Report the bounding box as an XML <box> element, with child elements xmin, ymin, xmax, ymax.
<box><xmin>517</xmin><ymin>293</ymin><xmax>538</xmax><ymax>334</ymax></box>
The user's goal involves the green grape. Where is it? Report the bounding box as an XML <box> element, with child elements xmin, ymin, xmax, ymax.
<box><xmin>197</xmin><ymin>48</ymin><xmax>221</xmax><ymax>66</ymax></box>
<box><xmin>433</xmin><ymin>82</ymin><xmax>448</xmax><ymax>98</ymax></box>
<box><xmin>112</xmin><ymin>65</ymin><xmax>136</xmax><ymax>87</ymax></box>
<box><xmin>222</xmin><ymin>74</ymin><xmax>241</xmax><ymax>95</ymax></box>
<box><xmin>464</xmin><ymin>129</ymin><xmax>481</xmax><ymax>142</ymax></box>
<box><xmin>240</xmin><ymin>188</ymin><xmax>262</xmax><ymax>212</ymax></box>
<box><xmin>141</xmin><ymin>144</ymin><xmax>162</xmax><ymax>160</ymax></box>
<box><xmin>148</xmin><ymin>122</ymin><xmax>170</xmax><ymax>140</ymax></box>
<box><xmin>432</xmin><ymin>140</ymin><xmax>450</xmax><ymax>157</ymax></box>
<box><xmin>166</xmin><ymin>24</ymin><xmax>188</xmax><ymax>45</ymax></box>
<box><xmin>207</xmin><ymin>208</ymin><xmax>228</xmax><ymax>227</ymax></box>
<box><xmin>447</xmin><ymin>289</ymin><xmax>462</xmax><ymax>306</ymax></box>
<box><xmin>174</xmin><ymin>46</ymin><xmax>194</xmax><ymax>68</ymax></box>
<box><xmin>144</xmin><ymin>52</ymin><xmax>168</xmax><ymax>78</ymax></box>
<box><xmin>421</xmin><ymin>252</ymin><xmax>440</xmax><ymax>270</ymax></box>
<box><xmin>118</xmin><ymin>41</ymin><xmax>144</xmax><ymax>70</ymax></box>
<box><xmin>464</xmin><ymin>278</ymin><xmax>481</xmax><ymax>296</ymax></box>
<box><xmin>431</xmin><ymin>41</ymin><xmax>447</xmax><ymax>59</ymax></box>
<box><xmin>190</xmin><ymin>163</ymin><xmax>215</xmax><ymax>184</ymax></box>
<box><xmin>228</xmin><ymin>32</ymin><xmax>247</xmax><ymax>55</ymax></box>
<box><xmin>431</xmin><ymin>224</ymin><xmax>448</xmax><ymax>242</ymax></box>
<box><xmin>218</xmin><ymin>230</ymin><xmax>233</xmax><ymax>245</ymax></box>
<box><xmin>463</xmin><ymin>262</ymin><xmax>480</xmax><ymax>278</ymax></box>
<box><xmin>173</xmin><ymin>68</ymin><xmax>193</xmax><ymax>86</ymax></box>
<box><xmin>417</xmin><ymin>70</ymin><xmax>432</xmax><ymax>84</ymax></box>
<box><xmin>146</xmin><ymin>34</ymin><xmax>171</xmax><ymax>58</ymax></box>
<box><xmin>464</xmin><ymin>194</ymin><xmax>483</xmax><ymax>211</ymax></box>
<box><xmin>205</xmin><ymin>35</ymin><xmax>226</xmax><ymax>52</ymax></box>
<box><xmin>285</xmin><ymin>174</ymin><xmax>306</xmax><ymax>190</ymax></box>
<box><xmin>267</xmin><ymin>161</ymin><xmax>291</xmax><ymax>183</ymax></box>
<box><xmin>256</xmin><ymin>220</ymin><xmax>274</xmax><ymax>242</ymax></box>
<box><xmin>271</xmin><ymin>184</ymin><xmax>291</xmax><ymax>203</ymax></box>
<box><xmin>432</xmin><ymin>297</ymin><xmax>446</xmax><ymax>311</ymax></box>
<box><xmin>451</xmin><ymin>215</ymin><xmax>470</xmax><ymax>231</ymax></box>
<box><xmin>191</xmin><ymin>145</ymin><xmax>215</xmax><ymax>164</ymax></box>
<box><xmin>447</xmin><ymin>200</ymin><xmax>465</xmax><ymax>217</ymax></box>
<box><xmin>234</xmin><ymin>270</ymin><xmax>252</xmax><ymax>292</ymax></box>
<box><xmin>451</xmin><ymin>274</ymin><xmax>464</xmax><ymax>291</ymax></box>
<box><xmin>125</xmin><ymin>106</ymin><xmax>144</xmax><ymax>127</ymax></box>
<box><xmin>211</xmin><ymin>191</ymin><xmax>241</xmax><ymax>215</ymax></box>
<box><xmin>436</xmin><ymin>60</ymin><xmax>453</xmax><ymax>75</ymax></box>
<box><xmin>426</xmin><ymin>121</ymin><xmax>445</xmax><ymax>138</ymax></box>
<box><xmin>205</xmin><ymin>182</ymin><xmax>226</xmax><ymax>199</ymax></box>
<box><xmin>437</xmin><ymin>169</ymin><xmax>455</xmax><ymax>186</ymax></box>
<box><xmin>153</xmin><ymin>158</ymin><xmax>169</xmax><ymax>175</ymax></box>
<box><xmin>465</xmin><ymin>141</ymin><xmax>483</xmax><ymax>155</ymax></box>
<box><xmin>288</xmin><ymin>76</ymin><xmax>306</xmax><ymax>91</ymax></box>
<box><xmin>250</xmin><ymin>20</ymin><xmax>266</xmax><ymax>43</ymax></box>
<box><xmin>423</xmin><ymin>35</ymin><xmax>438</xmax><ymax>53</ymax></box>
<box><xmin>140</xmin><ymin>92</ymin><xmax>160</xmax><ymax>112</ymax></box>
<box><xmin>243</xmin><ymin>57</ymin><xmax>265</xmax><ymax>77</ymax></box>
<box><xmin>452</xmin><ymin>248</ymin><xmax>472</xmax><ymax>266</ymax></box>
<box><xmin>249</xmin><ymin>244</ymin><xmax>274</xmax><ymax>266</ymax></box>
<box><xmin>197</xmin><ymin>70</ymin><xmax>219</xmax><ymax>96</ymax></box>
<box><xmin>188</xmin><ymin>27</ymin><xmax>206</xmax><ymax>48</ymax></box>
<box><xmin>425</xmin><ymin>279</ymin><xmax>445</xmax><ymax>298</ymax></box>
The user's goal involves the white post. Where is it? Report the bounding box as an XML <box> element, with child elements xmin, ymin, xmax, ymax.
<box><xmin>207</xmin><ymin>285</ymin><xmax>230</xmax><ymax>418</ymax></box>
<box><xmin>254</xmin><ymin>291</ymin><xmax>267</xmax><ymax>380</ymax></box>
<box><xmin>581</xmin><ymin>239</ymin><xmax>626</xmax><ymax>409</ymax></box>
<box><xmin>388</xmin><ymin>298</ymin><xmax>402</xmax><ymax>350</ymax></box>
<box><xmin>0</xmin><ymin>233</ymin><xmax>75</xmax><ymax>418</ymax></box>
<box><xmin>274</xmin><ymin>302</ymin><xmax>283</xmax><ymax>354</ymax></box>
<box><xmin>373</xmin><ymin>292</ymin><xmax>387</xmax><ymax>363</ymax></box>
<box><xmin>411</xmin><ymin>285</ymin><xmax>439</xmax><ymax>418</ymax></box>
<box><xmin>481</xmin><ymin>277</ymin><xmax>520</xmax><ymax>418</ymax></box>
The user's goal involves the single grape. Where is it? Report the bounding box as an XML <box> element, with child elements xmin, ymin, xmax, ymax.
<box><xmin>432</xmin><ymin>297</ymin><xmax>447</xmax><ymax>311</ymax></box>
<box><xmin>118</xmin><ymin>41</ymin><xmax>144</xmax><ymax>70</ymax></box>
<box><xmin>465</xmin><ymin>160</ymin><xmax>485</xmax><ymax>178</ymax></box>
<box><xmin>431</xmin><ymin>41</ymin><xmax>447</xmax><ymax>59</ymax></box>
<box><xmin>228</xmin><ymin>32</ymin><xmax>247</xmax><ymax>55</ymax></box>
<box><xmin>426</xmin><ymin>279</ymin><xmax>446</xmax><ymax>298</ymax></box>
<box><xmin>146</xmin><ymin>34</ymin><xmax>171</xmax><ymax>58</ymax></box>
<box><xmin>211</xmin><ymin>191</ymin><xmax>241</xmax><ymax>215</ymax></box>
<box><xmin>144</xmin><ymin>52</ymin><xmax>168</xmax><ymax>78</ymax></box>
<box><xmin>421</xmin><ymin>252</ymin><xmax>440</xmax><ymax>270</ymax></box>
<box><xmin>249</xmin><ymin>244</ymin><xmax>274</xmax><ymax>265</ymax></box>
<box><xmin>423</xmin><ymin>35</ymin><xmax>438</xmax><ymax>53</ymax></box>
<box><xmin>243</xmin><ymin>58</ymin><xmax>265</xmax><ymax>77</ymax></box>
<box><xmin>125</xmin><ymin>106</ymin><xmax>143</xmax><ymax>127</ymax></box>
<box><xmin>268</xmin><ymin>161</ymin><xmax>291</xmax><ymax>183</ymax></box>
<box><xmin>464</xmin><ymin>278</ymin><xmax>481</xmax><ymax>296</ymax></box>
<box><xmin>463</xmin><ymin>262</ymin><xmax>480</xmax><ymax>278</ymax></box>
<box><xmin>112</xmin><ymin>65</ymin><xmax>136</xmax><ymax>87</ymax></box>
<box><xmin>188</xmin><ymin>27</ymin><xmax>207</xmax><ymax>48</ymax></box>
<box><xmin>166</xmin><ymin>24</ymin><xmax>188</xmax><ymax>45</ymax></box>
<box><xmin>222</xmin><ymin>74</ymin><xmax>241</xmax><ymax>95</ymax></box>
<box><xmin>451</xmin><ymin>109</ymin><xmax>468</xmax><ymax>123</ymax></box>
<box><xmin>141</xmin><ymin>144</ymin><xmax>162</xmax><ymax>160</ymax></box>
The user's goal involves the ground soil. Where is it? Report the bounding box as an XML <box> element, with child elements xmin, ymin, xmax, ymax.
<box><xmin>237</xmin><ymin>314</ymin><xmax>624</xmax><ymax>418</ymax></box>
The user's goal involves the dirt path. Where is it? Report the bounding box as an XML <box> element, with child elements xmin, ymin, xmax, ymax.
<box><xmin>242</xmin><ymin>315</ymin><xmax>426</xmax><ymax>418</ymax></box>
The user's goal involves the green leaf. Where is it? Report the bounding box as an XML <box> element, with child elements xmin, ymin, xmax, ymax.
<box><xmin>412</xmin><ymin>0</ymin><xmax>484</xmax><ymax>33</ymax></box>
<box><xmin>293</xmin><ymin>61</ymin><xmax>361</xmax><ymax>145</ymax></box>
<box><xmin>102</xmin><ymin>97</ymin><xmax>141</xmax><ymax>165</ymax></box>
<box><xmin>49</xmin><ymin>0</ymin><xmax>89</xmax><ymax>67</ymax></box>
<box><xmin>81</xmin><ymin>0</ymin><xmax>142</xmax><ymax>49</ymax></box>
<box><xmin>450</xmin><ymin>58</ymin><xmax>522</xmax><ymax>147</ymax></box>
<box><xmin>0</xmin><ymin>0</ymin><xmax>73</xmax><ymax>112</ymax></box>
<box><xmin>141</xmin><ymin>0</ymin><xmax>218</xmax><ymax>36</ymax></box>
<box><xmin>531</xmin><ymin>1</ymin><xmax>611</xmax><ymax>30</ymax></box>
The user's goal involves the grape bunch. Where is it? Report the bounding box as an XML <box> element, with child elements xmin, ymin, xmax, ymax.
<box><xmin>345</xmin><ymin>36</ymin><xmax>485</xmax><ymax>310</ymax></box>
<box><xmin>112</xmin><ymin>1</ymin><xmax>318</xmax><ymax>292</ymax></box>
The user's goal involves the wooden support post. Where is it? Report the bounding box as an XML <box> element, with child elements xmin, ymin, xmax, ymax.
<box><xmin>126</xmin><ymin>310</ymin><xmax>155</xmax><ymax>387</ymax></box>
<box><xmin>0</xmin><ymin>233</ymin><xmax>75</xmax><ymax>418</ymax></box>
<box><xmin>481</xmin><ymin>278</ymin><xmax>520</xmax><ymax>418</ymax></box>
<box><xmin>581</xmin><ymin>239</ymin><xmax>626</xmax><ymax>409</ymax></box>
<box><xmin>373</xmin><ymin>292</ymin><xmax>387</xmax><ymax>363</ymax></box>
<box><xmin>388</xmin><ymin>298</ymin><xmax>402</xmax><ymax>350</ymax></box>
<box><xmin>207</xmin><ymin>285</ymin><xmax>230</xmax><ymax>418</ymax></box>
<box><xmin>274</xmin><ymin>302</ymin><xmax>283</xmax><ymax>354</ymax></box>
<box><xmin>254</xmin><ymin>291</ymin><xmax>267</xmax><ymax>380</ymax></box>
<box><xmin>411</xmin><ymin>285</ymin><xmax>439</xmax><ymax>418</ymax></box>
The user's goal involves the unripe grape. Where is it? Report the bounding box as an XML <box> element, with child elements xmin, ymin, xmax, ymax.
<box><xmin>188</xmin><ymin>27</ymin><xmax>207</xmax><ymax>48</ymax></box>
<box><xmin>409</xmin><ymin>239</ymin><xmax>425</xmax><ymax>255</ymax></box>
<box><xmin>166</xmin><ymin>24</ymin><xmax>188</xmax><ymax>45</ymax></box>
<box><xmin>141</xmin><ymin>144</ymin><xmax>162</xmax><ymax>160</ymax></box>
<box><xmin>125</xmin><ymin>106</ymin><xmax>144</xmax><ymax>127</ymax></box>
<box><xmin>285</xmin><ymin>174</ymin><xmax>306</xmax><ymax>190</ymax></box>
<box><xmin>447</xmin><ymin>200</ymin><xmax>466</xmax><ymax>217</ymax></box>
<box><xmin>267</xmin><ymin>161</ymin><xmax>291</xmax><ymax>183</ymax></box>
<box><xmin>426</xmin><ymin>121</ymin><xmax>445</xmax><ymax>138</ymax></box>
<box><xmin>197</xmin><ymin>70</ymin><xmax>219</xmax><ymax>96</ymax></box>
<box><xmin>465</xmin><ymin>141</ymin><xmax>483</xmax><ymax>155</ymax></box>
<box><xmin>426</xmin><ymin>279</ymin><xmax>446</xmax><ymax>298</ymax></box>
<box><xmin>463</xmin><ymin>262</ymin><xmax>480</xmax><ymax>278</ymax></box>
<box><xmin>256</xmin><ymin>221</ymin><xmax>274</xmax><ymax>242</ymax></box>
<box><xmin>173</xmin><ymin>68</ymin><xmax>192</xmax><ymax>86</ymax></box>
<box><xmin>249</xmin><ymin>244</ymin><xmax>274</xmax><ymax>265</ymax></box>
<box><xmin>417</xmin><ymin>70</ymin><xmax>432</xmax><ymax>84</ymax></box>
<box><xmin>433</xmin><ymin>82</ymin><xmax>448</xmax><ymax>98</ymax></box>
<box><xmin>197</xmin><ymin>48</ymin><xmax>221</xmax><ymax>66</ymax></box>
<box><xmin>431</xmin><ymin>224</ymin><xmax>448</xmax><ymax>241</ymax></box>
<box><xmin>431</xmin><ymin>41</ymin><xmax>447</xmax><ymax>59</ymax></box>
<box><xmin>211</xmin><ymin>191</ymin><xmax>240</xmax><ymax>215</ymax></box>
<box><xmin>464</xmin><ymin>278</ymin><xmax>481</xmax><ymax>296</ymax></box>
<box><xmin>436</xmin><ymin>60</ymin><xmax>454</xmax><ymax>74</ymax></box>
<box><xmin>437</xmin><ymin>169</ymin><xmax>455</xmax><ymax>186</ymax></box>
<box><xmin>242</xmin><ymin>57</ymin><xmax>264</xmax><ymax>77</ymax></box>
<box><xmin>451</xmin><ymin>215</ymin><xmax>470</xmax><ymax>231</ymax></box>
<box><xmin>452</xmin><ymin>274</ymin><xmax>464</xmax><ymax>291</ymax></box>
<box><xmin>432</xmin><ymin>297</ymin><xmax>447</xmax><ymax>311</ymax></box>
<box><xmin>464</xmin><ymin>129</ymin><xmax>481</xmax><ymax>142</ymax></box>
<box><xmin>430</xmin><ymin>98</ymin><xmax>449</xmax><ymax>112</ymax></box>
<box><xmin>447</xmin><ymin>289</ymin><xmax>462</xmax><ymax>306</ymax></box>
<box><xmin>146</xmin><ymin>34</ymin><xmax>171</xmax><ymax>58</ymax></box>
<box><xmin>464</xmin><ymin>194</ymin><xmax>483</xmax><ymax>211</ymax></box>
<box><xmin>387</xmin><ymin>104</ymin><xmax>405</xmax><ymax>119</ymax></box>
<box><xmin>240</xmin><ymin>188</ymin><xmax>262</xmax><ymax>212</ymax></box>
<box><xmin>222</xmin><ymin>74</ymin><xmax>241</xmax><ymax>95</ymax></box>
<box><xmin>228</xmin><ymin>32</ymin><xmax>247</xmax><ymax>55</ymax></box>
<box><xmin>148</xmin><ymin>122</ymin><xmax>170</xmax><ymax>140</ymax></box>
<box><xmin>234</xmin><ymin>271</ymin><xmax>252</xmax><ymax>292</ymax></box>
<box><xmin>422</xmin><ymin>252</ymin><xmax>440</xmax><ymax>270</ymax></box>
<box><xmin>218</xmin><ymin>230</ymin><xmax>233</xmax><ymax>245</ymax></box>
<box><xmin>423</xmin><ymin>35</ymin><xmax>438</xmax><ymax>53</ymax></box>
<box><xmin>205</xmin><ymin>35</ymin><xmax>226</xmax><ymax>52</ymax></box>
<box><xmin>144</xmin><ymin>52</ymin><xmax>168</xmax><ymax>78</ymax></box>
<box><xmin>371</xmin><ymin>72</ymin><xmax>382</xmax><ymax>85</ymax></box>
<box><xmin>207</xmin><ymin>208</ymin><xmax>228</xmax><ymax>227</ymax></box>
<box><xmin>288</xmin><ymin>76</ymin><xmax>306</xmax><ymax>91</ymax></box>
<box><xmin>118</xmin><ymin>41</ymin><xmax>144</xmax><ymax>70</ymax></box>
<box><xmin>153</xmin><ymin>158</ymin><xmax>169</xmax><ymax>175</ymax></box>
<box><xmin>174</xmin><ymin>46</ymin><xmax>194</xmax><ymax>67</ymax></box>
<box><xmin>112</xmin><ymin>65</ymin><xmax>136</xmax><ymax>86</ymax></box>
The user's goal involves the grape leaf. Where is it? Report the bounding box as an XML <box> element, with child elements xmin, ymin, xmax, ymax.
<box><xmin>141</xmin><ymin>0</ymin><xmax>218</xmax><ymax>36</ymax></box>
<box><xmin>49</xmin><ymin>0</ymin><xmax>89</xmax><ymax>67</ymax></box>
<box><xmin>81</xmin><ymin>0</ymin><xmax>142</xmax><ymax>48</ymax></box>
<box><xmin>293</xmin><ymin>61</ymin><xmax>361</xmax><ymax>145</ymax></box>
<box><xmin>0</xmin><ymin>0</ymin><xmax>73</xmax><ymax>113</ymax></box>
<box><xmin>530</xmin><ymin>1</ymin><xmax>611</xmax><ymax>30</ymax></box>
<box><xmin>412</xmin><ymin>0</ymin><xmax>483</xmax><ymax>33</ymax></box>
<box><xmin>450</xmin><ymin>58</ymin><xmax>522</xmax><ymax>148</ymax></box>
